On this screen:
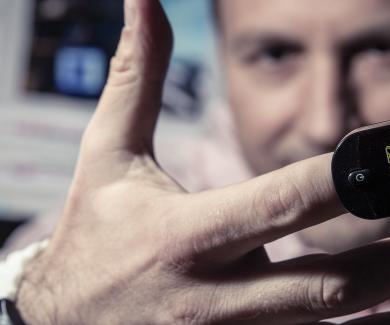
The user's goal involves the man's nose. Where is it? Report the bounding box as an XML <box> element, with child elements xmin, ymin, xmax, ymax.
<box><xmin>301</xmin><ymin>54</ymin><xmax>349</xmax><ymax>150</ymax></box>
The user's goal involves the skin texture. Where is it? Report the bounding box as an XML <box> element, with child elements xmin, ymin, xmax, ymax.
<box><xmin>219</xmin><ymin>0</ymin><xmax>390</xmax><ymax>174</ymax></box>
<box><xmin>13</xmin><ymin>1</ymin><xmax>390</xmax><ymax>324</ymax></box>
<box><xmin>217</xmin><ymin>0</ymin><xmax>390</xmax><ymax>252</ymax></box>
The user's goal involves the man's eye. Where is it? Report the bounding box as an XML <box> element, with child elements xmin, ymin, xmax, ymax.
<box><xmin>357</xmin><ymin>40</ymin><xmax>390</xmax><ymax>57</ymax></box>
<box><xmin>351</xmin><ymin>39</ymin><xmax>390</xmax><ymax>84</ymax></box>
<box><xmin>243</xmin><ymin>45</ymin><xmax>301</xmax><ymax>67</ymax></box>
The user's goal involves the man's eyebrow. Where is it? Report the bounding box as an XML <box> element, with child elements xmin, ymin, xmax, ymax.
<box><xmin>230</xmin><ymin>31</ymin><xmax>302</xmax><ymax>53</ymax></box>
<box><xmin>340</xmin><ymin>24</ymin><xmax>390</xmax><ymax>53</ymax></box>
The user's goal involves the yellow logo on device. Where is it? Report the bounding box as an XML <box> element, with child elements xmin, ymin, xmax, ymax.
<box><xmin>386</xmin><ymin>146</ymin><xmax>390</xmax><ymax>164</ymax></box>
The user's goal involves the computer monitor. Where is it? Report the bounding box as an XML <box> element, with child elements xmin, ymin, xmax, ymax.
<box><xmin>26</xmin><ymin>0</ymin><xmax>123</xmax><ymax>99</ymax></box>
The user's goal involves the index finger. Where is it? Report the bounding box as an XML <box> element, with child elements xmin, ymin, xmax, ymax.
<box><xmin>177</xmin><ymin>153</ymin><xmax>345</xmax><ymax>261</ymax></box>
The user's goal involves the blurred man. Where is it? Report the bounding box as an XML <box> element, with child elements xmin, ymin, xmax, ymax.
<box><xmin>5</xmin><ymin>0</ymin><xmax>390</xmax><ymax>324</ymax></box>
<box><xmin>213</xmin><ymin>0</ymin><xmax>390</xmax><ymax>253</ymax></box>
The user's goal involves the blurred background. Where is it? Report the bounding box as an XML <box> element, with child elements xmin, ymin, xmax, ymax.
<box><xmin>0</xmin><ymin>0</ymin><xmax>216</xmax><ymax>243</ymax></box>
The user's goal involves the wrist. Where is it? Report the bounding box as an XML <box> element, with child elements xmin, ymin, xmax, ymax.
<box><xmin>15</xmin><ymin>253</ymin><xmax>56</xmax><ymax>325</ymax></box>
<box><xmin>0</xmin><ymin>240</ymin><xmax>52</xmax><ymax>325</ymax></box>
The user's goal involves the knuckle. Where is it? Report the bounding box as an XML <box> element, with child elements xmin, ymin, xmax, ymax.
<box><xmin>167</xmin><ymin>295</ymin><xmax>213</xmax><ymax>325</ymax></box>
<box><xmin>260</xmin><ymin>172</ymin><xmax>307</xmax><ymax>228</ymax></box>
<box><xmin>171</xmin><ymin>308</ymin><xmax>206</xmax><ymax>325</ymax></box>
<box><xmin>107</xmin><ymin>55</ymin><xmax>138</xmax><ymax>87</ymax></box>
<box><xmin>110</xmin><ymin>54</ymin><xmax>133</xmax><ymax>72</ymax></box>
<box><xmin>306</xmin><ymin>273</ymin><xmax>349</xmax><ymax>315</ymax></box>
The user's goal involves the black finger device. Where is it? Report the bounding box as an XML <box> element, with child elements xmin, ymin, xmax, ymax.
<box><xmin>332</xmin><ymin>121</ymin><xmax>390</xmax><ymax>219</ymax></box>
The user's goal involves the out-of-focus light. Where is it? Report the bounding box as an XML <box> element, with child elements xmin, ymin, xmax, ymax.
<box><xmin>54</xmin><ymin>46</ymin><xmax>107</xmax><ymax>97</ymax></box>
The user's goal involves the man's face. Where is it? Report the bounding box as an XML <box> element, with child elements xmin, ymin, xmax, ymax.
<box><xmin>219</xmin><ymin>0</ymin><xmax>390</xmax><ymax>175</ymax></box>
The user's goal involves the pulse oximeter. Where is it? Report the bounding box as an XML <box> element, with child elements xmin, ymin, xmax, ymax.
<box><xmin>332</xmin><ymin>121</ymin><xmax>390</xmax><ymax>219</ymax></box>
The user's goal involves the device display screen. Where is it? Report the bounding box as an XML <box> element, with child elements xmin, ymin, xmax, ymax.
<box><xmin>359</xmin><ymin>127</ymin><xmax>390</xmax><ymax>216</ymax></box>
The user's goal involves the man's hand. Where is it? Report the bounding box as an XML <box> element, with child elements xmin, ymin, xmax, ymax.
<box><xmin>15</xmin><ymin>0</ymin><xmax>390</xmax><ymax>324</ymax></box>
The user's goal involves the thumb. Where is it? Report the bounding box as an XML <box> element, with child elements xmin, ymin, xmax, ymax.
<box><xmin>84</xmin><ymin>0</ymin><xmax>173</xmax><ymax>156</ymax></box>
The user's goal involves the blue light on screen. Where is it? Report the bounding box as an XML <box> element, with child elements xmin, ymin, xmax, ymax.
<box><xmin>54</xmin><ymin>46</ymin><xmax>107</xmax><ymax>97</ymax></box>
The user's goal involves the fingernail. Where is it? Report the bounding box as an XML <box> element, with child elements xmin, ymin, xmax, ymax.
<box><xmin>125</xmin><ymin>0</ymin><xmax>136</xmax><ymax>26</ymax></box>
